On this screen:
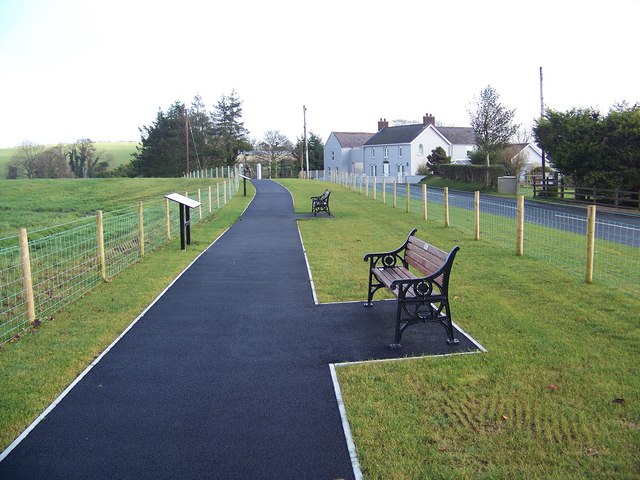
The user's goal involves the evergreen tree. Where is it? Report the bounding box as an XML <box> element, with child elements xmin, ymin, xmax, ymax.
<box><xmin>211</xmin><ymin>90</ymin><xmax>250</xmax><ymax>166</ymax></box>
<box><xmin>292</xmin><ymin>131</ymin><xmax>324</xmax><ymax>173</ymax></box>
<box><xmin>131</xmin><ymin>102</ymin><xmax>187</xmax><ymax>177</ymax></box>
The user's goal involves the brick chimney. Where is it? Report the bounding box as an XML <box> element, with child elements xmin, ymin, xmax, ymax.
<box><xmin>377</xmin><ymin>118</ymin><xmax>389</xmax><ymax>131</ymax></box>
<box><xmin>423</xmin><ymin>113</ymin><xmax>435</xmax><ymax>126</ymax></box>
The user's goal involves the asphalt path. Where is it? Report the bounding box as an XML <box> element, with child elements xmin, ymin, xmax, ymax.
<box><xmin>0</xmin><ymin>180</ymin><xmax>480</xmax><ymax>479</ymax></box>
<box><xmin>390</xmin><ymin>184</ymin><xmax>640</xmax><ymax>247</ymax></box>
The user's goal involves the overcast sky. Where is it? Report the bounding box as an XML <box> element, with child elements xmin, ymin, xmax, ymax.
<box><xmin>1</xmin><ymin>0</ymin><xmax>638</xmax><ymax>148</ymax></box>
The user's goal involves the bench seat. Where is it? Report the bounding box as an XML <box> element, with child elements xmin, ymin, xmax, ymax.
<box><xmin>364</xmin><ymin>228</ymin><xmax>460</xmax><ymax>348</ymax></box>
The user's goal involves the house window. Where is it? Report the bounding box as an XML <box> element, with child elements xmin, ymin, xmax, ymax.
<box><xmin>418</xmin><ymin>144</ymin><xmax>424</xmax><ymax>155</ymax></box>
<box><xmin>383</xmin><ymin>161</ymin><xmax>390</xmax><ymax>177</ymax></box>
<box><xmin>384</xmin><ymin>147</ymin><xmax>389</xmax><ymax>159</ymax></box>
<box><xmin>331</xmin><ymin>151</ymin><xmax>335</xmax><ymax>161</ymax></box>
<box><xmin>371</xmin><ymin>148</ymin><xmax>375</xmax><ymax>158</ymax></box>
<box><xmin>370</xmin><ymin>163</ymin><xmax>377</xmax><ymax>176</ymax></box>
<box><xmin>398</xmin><ymin>146</ymin><xmax>403</xmax><ymax>158</ymax></box>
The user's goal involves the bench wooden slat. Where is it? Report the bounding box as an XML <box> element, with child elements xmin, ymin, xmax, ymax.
<box><xmin>407</xmin><ymin>237</ymin><xmax>447</xmax><ymax>261</ymax></box>
<box><xmin>404</xmin><ymin>250</ymin><xmax>443</xmax><ymax>277</ymax></box>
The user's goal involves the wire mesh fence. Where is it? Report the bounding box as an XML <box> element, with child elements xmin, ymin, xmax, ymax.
<box><xmin>336</xmin><ymin>174</ymin><xmax>639</xmax><ymax>295</ymax></box>
<box><xmin>0</xmin><ymin>179</ymin><xmax>238</xmax><ymax>345</ymax></box>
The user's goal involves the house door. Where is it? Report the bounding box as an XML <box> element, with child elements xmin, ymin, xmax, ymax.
<box><xmin>397</xmin><ymin>164</ymin><xmax>404</xmax><ymax>182</ymax></box>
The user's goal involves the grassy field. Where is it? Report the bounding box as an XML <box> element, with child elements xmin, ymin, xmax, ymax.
<box><xmin>0</xmin><ymin>177</ymin><xmax>223</xmax><ymax>240</ymax></box>
<box><xmin>0</xmin><ymin>182</ymin><xmax>254</xmax><ymax>450</ymax></box>
<box><xmin>279</xmin><ymin>179</ymin><xmax>639</xmax><ymax>479</ymax></box>
<box><xmin>0</xmin><ymin>141</ymin><xmax>137</xmax><ymax>177</ymax></box>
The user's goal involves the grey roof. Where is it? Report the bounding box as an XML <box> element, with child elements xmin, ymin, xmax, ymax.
<box><xmin>333</xmin><ymin>132</ymin><xmax>375</xmax><ymax>148</ymax></box>
<box><xmin>364</xmin><ymin>124</ymin><xmax>427</xmax><ymax>146</ymax></box>
<box><xmin>436</xmin><ymin>127</ymin><xmax>476</xmax><ymax>145</ymax></box>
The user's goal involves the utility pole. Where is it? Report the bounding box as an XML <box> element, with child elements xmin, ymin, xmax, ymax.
<box><xmin>540</xmin><ymin>66</ymin><xmax>546</xmax><ymax>192</ymax></box>
<box><xmin>185</xmin><ymin>107</ymin><xmax>190</xmax><ymax>176</ymax></box>
<box><xmin>303</xmin><ymin>105</ymin><xmax>309</xmax><ymax>178</ymax></box>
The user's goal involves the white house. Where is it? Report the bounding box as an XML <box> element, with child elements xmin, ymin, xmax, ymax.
<box><xmin>323</xmin><ymin>131</ymin><xmax>375</xmax><ymax>176</ymax></box>
<box><xmin>361</xmin><ymin>114</ymin><xmax>476</xmax><ymax>182</ymax></box>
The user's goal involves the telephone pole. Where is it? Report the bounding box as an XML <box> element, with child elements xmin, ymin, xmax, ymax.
<box><xmin>540</xmin><ymin>66</ymin><xmax>546</xmax><ymax>191</ymax></box>
<box><xmin>303</xmin><ymin>105</ymin><xmax>309</xmax><ymax>178</ymax></box>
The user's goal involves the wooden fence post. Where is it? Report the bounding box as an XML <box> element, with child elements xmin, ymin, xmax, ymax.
<box><xmin>585</xmin><ymin>205</ymin><xmax>596</xmax><ymax>283</ymax></box>
<box><xmin>405</xmin><ymin>180</ymin><xmax>410</xmax><ymax>213</ymax></box>
<box><xmin>422</xmin><ymin>184</ymin><xmax>427</xmax><ymax>220</ymax></box>
<box><xmin>165</xmin><ymin>198</ymin><xmax>171</xmax><ymax>240</ymax></box>
<box><xmin>96</xmin><ymin>210</ymin><xmax>106</xmax><ymax>280</ymax></box>
<box><xmin>373</xmin><ymin>176</ymin><xmax>377</xmax><ymax>200</ymax></box>
<box><xmin>474</xmin><ymin>191</ymin><xmax>480</xmax><ymax>240</ymax></box>
<box><xmin>365</xmin><ymin>176</ymin><xmax>369</xmax><ymax>197</ymax></box>
<box><xmin>198</xmin><ymin>189</ymin><xmax>202</xmax><ymax>220</ymax></box>
<box><xmin>382</xmin><ymin>178</ymin><xmax>386</xmax><ymax>204</ymax></box>
<box><xmin>516</xmin><ymin>195</ymin><xmax>524</xmax><ymax>256</ymax></box>
<box><xmin>208</xmin><ymin>186</ymin><xmax>212</xmax><ymax>213</ymax></box>
<box><xmin>18</xmin><ymin>228</ymin><xmax>36</xmax><ymax>325</ymax></box>
<box><xmin>444</xmin><ymin>187</ymin><xmax>450</xmax><ymax>227</ymax></box>
<box><xmin>138</xmin><ymin>201</ymin><xmax>145</xmax><ymax>257</ymax></box>
<box><xmin>393</xmin><ymin>181</ymin><xmax>397</xmax><ymax>208</ymax></box>
<box><xmin>216</xmin><ymin>183</ymin><xmax>220</xmax><ymax>209</ymax></box>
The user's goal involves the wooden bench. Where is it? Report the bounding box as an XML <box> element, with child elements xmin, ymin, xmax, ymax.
<box><xmin>363</xmin><ymin>228</ymin><xmax>460</xmax><ymax>348</ymax></box>
<box><xmin>310</xmin><ymin>190</ymin><xmax>331</xmax><ymax>216</ymax></box>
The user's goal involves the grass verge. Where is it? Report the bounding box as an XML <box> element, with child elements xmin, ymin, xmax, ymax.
<box><xmin>0</xmin><ymin>184</ymin><xmax>254</xmax><ymax>450</ymax></box>
<box><xmin>279</xmin><ymin>179</ymin><xmax>639</xmax><ymax>479</ymax></box>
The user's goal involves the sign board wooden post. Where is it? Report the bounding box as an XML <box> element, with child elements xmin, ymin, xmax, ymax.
<box><xmin>165</xmin><ymin>193</ymin><xmax>201</xmax><ymax>250</ymax></box>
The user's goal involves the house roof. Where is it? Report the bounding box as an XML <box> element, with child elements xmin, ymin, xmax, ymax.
<box><xmin>363</xmin><ymin>124</ymin><xmax>476</xmax><ymax>147</ymax></box>
<box><xmin>436</xmin><ymin>127</ymin><xmax>476</xmax><ymax>145</ymax></box>
<box><xmin>333</xmin><ymin>132</ymin><xmax>375</xmax><ymax>148</ymax></box>
<box><xmin>364</xmin><ymin>124</ymin><xmax>427</xmax><ymax>146</ymax></box>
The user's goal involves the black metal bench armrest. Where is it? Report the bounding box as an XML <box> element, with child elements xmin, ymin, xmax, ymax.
<box><xmin>362</xmin><ymin>228</ymin><xmax>417</xmax><ymax>267</ymax></box>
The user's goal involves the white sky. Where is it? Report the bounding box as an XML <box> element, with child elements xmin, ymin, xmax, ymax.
<box><xmin>1</xmin><ymin>0</ymin><xmax>638</xmax><ymax>148</ymax></box>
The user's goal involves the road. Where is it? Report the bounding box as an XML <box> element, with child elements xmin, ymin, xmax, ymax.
<box><xmin>388</xmin><ymin>184</ymin><xmax>640</xmax><ymax>248</ymax></box>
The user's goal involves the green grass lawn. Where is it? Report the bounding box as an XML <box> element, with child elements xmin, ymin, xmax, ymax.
<box><xmin>279</xmin><ymin>179</ymin><xmax>639</xmax><ymax>479</ymax></box>
<box><xmin>0</xmin><ymin>177</ymin><xmax>225</xmax><ymax>240</ymax></box>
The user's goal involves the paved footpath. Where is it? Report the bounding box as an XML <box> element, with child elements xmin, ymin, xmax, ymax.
<box><xmin>0</xmin><ymin>180</ymin><xmax>478</xmax><ymax>479</ymax></box>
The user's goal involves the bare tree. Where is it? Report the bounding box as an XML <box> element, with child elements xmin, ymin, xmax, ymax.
<box><xmin>34</xmin><ymin>145</ymin><xmax>74</xmax><ymax>178</ymax></box>
<box><xmin>468</xmin><ymin>85</ymin><xmax>519</xmax><ymax>184</ymax></box>
<box><xmin>254</xmin><ymin>131</ymin><xmax>294</xmax><ymax>178</ymax></box>
<box><xmin>11</xmin><ymin>141</ymin><xmax>44</xmax><ymax>179</ymax></box>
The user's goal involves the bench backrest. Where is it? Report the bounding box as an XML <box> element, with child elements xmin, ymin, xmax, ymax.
<box><xmin>403</xmin><ymin>234</ymin><xmax>459</xmax><ymax>291</ymax></box>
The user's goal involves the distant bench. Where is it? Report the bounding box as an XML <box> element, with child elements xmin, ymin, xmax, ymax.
<box><xmin>364</xmin><ymin>228</ymin><xmax>460</xmax><ymax>348</ymax></box>
<box><xmin>310</xmin><ymin>190</ymin><xmax>331</xmax><ymax>216</ymax></box>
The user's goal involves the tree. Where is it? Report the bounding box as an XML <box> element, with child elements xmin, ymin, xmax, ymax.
<box><xmin>254</xmin><ymin>131</ymin><xmax>294</xmax><ymax>178</ymax></box>
<box><xmin>187</xmin><ymin>94</ymin><xmax>215</xmax><ymax>170</ymax></box>
<box><xmin>427</xmin><ymin>146</ymin><xmax>451</xmax><ymax>174</ymax></box>
<box><xmin>34</xmin><ymin>145</ymin><xmax>74</xmax><ymax>178</ymax></box>
<box><xmin>292</xmin><ymin>131</ymin><xmax>324</xmax><ymax>174</ymax></box>
<box><xmin>131</xmin><ymin>102</ymin><xmax>187</xmax><ymax>177</ymax></box>
<box><xmin>211</xmin><ymin>90</ymin><xmax>250</xmax><ymax>167</ymax></box>
<box><xmin>68</xmin><ymin>139</ymin><xmax>108</xmax><ymax>178</ymax></box>
<box><xmin>468</xmin><ymin>85</ymin><xmax>519</xmax><ymax>184</ymax></box>
<box><xmin>11</xmin><ymin>141</ymin><xmax>44</xmax><ymax>179</ymax></box>
<box><xmin>534</xmin><ymin>103</ymin><xmax>640</xmax><ymax>190</ymax></box>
